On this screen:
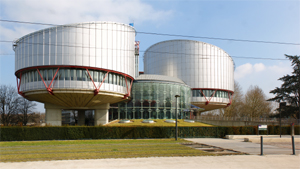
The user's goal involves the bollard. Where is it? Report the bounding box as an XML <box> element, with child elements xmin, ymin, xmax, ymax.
<box><xmin>260</xmin><ymin>136</ymin><xmax>263</xmax><ymax>155</ymax></box>
<box><xmin>291</xmin><ymin>123</ymin><xmax>295</xmax><ymax>136</ymax></box>
<box><xmin>292</xmin><ymin>136</ymin><xmax>296</xmax><ymax>155</ymax></box>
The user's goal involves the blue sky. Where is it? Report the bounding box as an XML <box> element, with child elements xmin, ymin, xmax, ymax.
<box><xmin>0</xmin><ymin>0</ymin><xmax>299</xmax><ymax>112</ymax></box>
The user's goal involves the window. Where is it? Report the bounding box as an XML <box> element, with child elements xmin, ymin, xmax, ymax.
<box><xmin>59</xmin><ymin>69</ymin><xmax>65</xmax><ymax>80</ymax></box>
<box><xmin>34</xmin><ymin>71</ymin><xmax>38</xmax><ymax>82</ymax></box>
<box><xmin>94</xmin><ymin>71</ymin><xmax>98</xmax><ymax>82</ymax></box>
<box><xmin>38</xmin><ymin>70</ymin><xmax>43</xmax><ymax>81</ymax></box>
<box><xmin>76</xmin><ymin>69</ymin><xmax>82</xmax><ymax>81</ymax></box>
<box><xmin>65</xmin><ymin>69</ymin><xmax>70</xmax><ymax>80</ymax></box>
<box><xmin>70</xmin><ymin>69</ymin><xmax>75</xmax><ymax>80</ymax></box>
<box><xmin>87</xmin><ymin>70</ymin><xmax>92</xmax><ymax>81</ymax></box>
<box><xmin>82</xmin><ymin>69</ymin><xmax>87</xmax><ymax>81</ymax></box>
<box><xmin>43</xmin><ymin>69</ymin><xmax>47</xmax><ymax>81</ymax></box>
<box><xmin>31</xmin><ymin>71</ymin><xmax>34</xmax><ymax>82</ymax></box>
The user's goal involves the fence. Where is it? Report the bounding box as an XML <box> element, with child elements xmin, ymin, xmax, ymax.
<box><xmin>196</xmin><ymin>116</ymin><xmax>299</xmax><ymax>126</ymax></box>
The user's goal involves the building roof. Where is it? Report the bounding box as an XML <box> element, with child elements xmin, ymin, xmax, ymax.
<box><xmin>135</xmin><ymin>74</ymin><xmax>187</xmax><ymax>85</ymax></box>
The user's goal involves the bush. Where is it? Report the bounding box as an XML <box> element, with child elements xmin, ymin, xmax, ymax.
<box><xmin>0</xmin><ymin>125</ymin><xmax>298</xmax><ymax>141</ymax></box>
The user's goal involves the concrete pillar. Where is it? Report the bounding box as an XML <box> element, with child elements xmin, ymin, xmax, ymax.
<box><xmin>94</xmin><ymin>103</ymin><xmax>110</xmax><ymax>126</ymax></box>
<box><xmin>45</xmin><ymin>104</ymin><xmax>62</xmax><ymax>126</ymax></box>
<box><xmin>78</xmin><ymin>110</ymin><xmax>85</xmax><ymax>126</ymax></box>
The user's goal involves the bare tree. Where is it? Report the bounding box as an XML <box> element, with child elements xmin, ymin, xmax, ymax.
<box><xmin>18</xmin><ymin>97</ymin><xmax>37</xmax><ymax>126</ymax></box>
<box><xmin>0</xmin><ymin>85</ymin><xmax>20</xmax><ymax>126</ymax></box>
<box><xmin>222</xmin><ymin>81</ymin><xmax>244</xmax><ymax>117</ymax></box>
<box><xmin>243</xmin><ymin>85</ymin><xmax>272</xmax><ymax>118</ymax></box>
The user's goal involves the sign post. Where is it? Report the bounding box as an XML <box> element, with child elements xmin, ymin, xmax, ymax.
<box><xmin>258</xmin><ymin>125</ymin><xmax>268</xmax><ymax>135</ymax></box>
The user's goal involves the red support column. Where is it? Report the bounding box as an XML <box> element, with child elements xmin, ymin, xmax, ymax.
<box><xmin>227</xmin><ymin>92</ymin><xmax>233</xmax><ymax>106</ymax></box>
<box><xmin>37</xmin><ymin>68</ymin><xmax>59</xmax><ymax>95</ymax></box>
<box><xmin>86</xmin><ymin>68</ymin><xmax>97</xmax><ymax>90</ymax></box>
<box><xmin>48</xmin><ymin>68</ymin><xmax>60</xmax><ymax>91</ymax></box>
<box><xmin>123</xmin><ymin>77</ymin><xmax>134</xmax><ymax>99</ymax></box>
<box><xmin>206</xmin><ymin>90</ymin><xmax>217</xmax><ymax>105</ymax></box>
<box><xmin>94</xmin><ymin>71</ymin><xmax>109</xmax><ymax>96</ymax></box>
<box><xmin>37</xmin><ymin>69</ymin><xmax>48</xmax><ymax>89</ymax></box>
<box><xmin>16</xmin><ymin>72</ymin><xmax>24</xmax><ymax>97</ymax></box>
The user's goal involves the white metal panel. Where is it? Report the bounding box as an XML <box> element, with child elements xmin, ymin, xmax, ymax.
<box><xmin>144</xmin><ymin>40</ymin><xmax>234</xmax><ymax>91</ymax></box>
<box><xmin>14</xmin><ymin>21</ymin><xmax>135</xmax><ymax>96</ymax></box>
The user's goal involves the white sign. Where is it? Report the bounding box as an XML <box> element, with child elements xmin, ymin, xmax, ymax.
<box><xmin>258</xmin><ymin>125</ymin><xmax>267</xmax><ymax>130</ymax></box>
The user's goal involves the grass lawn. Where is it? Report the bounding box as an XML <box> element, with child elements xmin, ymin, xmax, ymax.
<box><xmin>0</xmin><ymin>139</ymin><xmax>214</xmax><ymax>162</ymax></box>
<box><xmin>107</xmin><ymin>119</ymin><xmax>213</xmax><ymax>127</ymax></box>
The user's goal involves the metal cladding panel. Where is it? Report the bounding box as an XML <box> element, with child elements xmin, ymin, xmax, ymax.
<box><xmin>14</xmin><ymin>22</ymin><xmax>136</xmax><ymax>78</ymax></box>
<box><xmin>144</xmin><ymin>40</ymin><xmax>234</xmax><ymax>91</ymax></box>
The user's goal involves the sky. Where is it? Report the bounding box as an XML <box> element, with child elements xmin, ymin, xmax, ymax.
<box><xmin>0</xmin><ymin>0</ymin><xmax>299</xmax><ymax>112</ymax></box>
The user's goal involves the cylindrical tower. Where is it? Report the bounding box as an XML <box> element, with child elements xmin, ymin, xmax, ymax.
<box><xmin>13</xmin><ymin>21</ymin><xmax>136</xmax><ymax>125</ymax></box>
<box><xmin>144</xmin><ymin>40</ymin><xmax>234</xmax><ymax>111</ymax></box>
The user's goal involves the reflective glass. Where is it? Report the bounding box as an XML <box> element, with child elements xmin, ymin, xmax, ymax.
<box><xmin>65</xmin><ymin>69</ymin><xmax>70</xmax><ymax>80</ymax></box>
<box><xmin>93</xmin><ymin>71</ymin><xmax>98</xmax><ymax>82</ymax></box>
<box><xmin>76</xmin><ymin>70</ymin><xmax>82</xmax><ymax>81</ymax></box>
<box><xmin>34</xmin><ymin>71</ymin><xmax>38</xmax><ymax>82</ymax></box>
<box><xmin>59</xmin><ymin>69</ymin><xmax>64</xmax><ymax>80</ymax></box>
<box><xmin>70</xmin><ymin>69</ymin><xmax>75</xmax><ymax>80</ymax></box>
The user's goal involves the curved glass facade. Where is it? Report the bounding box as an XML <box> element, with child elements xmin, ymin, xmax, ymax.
<box><xmin>110</xmin><ymin>81</ymin><xmax>191</xmax><ymax>120</ymax></box>
<box><xmin>19</xmin><ymin>68</ymin><xmax>132</xmax><ymax>92</ymax></box>
<box><xmin>192</xmin><ymin>89</ymin><xmax>232</xmax><ymax>98</ymax></box>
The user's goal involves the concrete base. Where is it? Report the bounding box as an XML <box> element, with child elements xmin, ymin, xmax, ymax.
<box><xmin>45</xmin><ymin>103</ymin><xmax>110</xmax><ymax>126</ymax></box>
<box><xmin>78</xmin><ymin>110</ymin><xmax>85</xmax><ymax>126</ymax></box>
<box><xmin>45</xmin><ymin>107</ymin><xmax>62</xmax><ymax>126</ymax></box>
<box><xmin>94</xmin><ymin>103</ymin><xmax>110</xmax><ymax>126</ymax></box>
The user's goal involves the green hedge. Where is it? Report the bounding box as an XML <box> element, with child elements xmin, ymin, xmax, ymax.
<box><xmin>0</xmin><ymin>125</ymin><xmax>299</xmax><ymax>141</ymax></box>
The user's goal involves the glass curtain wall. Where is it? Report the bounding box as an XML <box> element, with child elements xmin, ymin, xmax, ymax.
<box><xmin>112</xmin><ymin>81</ymin><xmax>191</xmax><ymax>120</ymax></box>
<box><xmin>19</xmin><ymin>68</ymin><xmax>131</xmax><ymax>89</ymax></box>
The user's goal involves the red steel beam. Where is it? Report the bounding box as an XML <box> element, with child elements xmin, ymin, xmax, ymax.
<box><xmin>15</xmin><ymin>65</ymin><xmax>134</xmax><ymax>80</ymax></box>
<box><xmin>86</xmin><ymin>68</ymin><xmax>97</xmax><ymax>90</ymax></box>
<box><xmin>16</xmin><ymin>73</ymin><xmax>24</xmax><ymax>97</ymax></box>
<box><xmin>37</xmin><ymin>69</ymin><xmax>49</xmax><ymax>90</ymax></box>
<box><xmin>16</xmin><ymin>66</ymin><xmax>134</xmax><ymax>97</ymax></box>
<box><xmin>206</xmin><ymin>90</ymin><xmax>217</xmax><ymax>105</ymax></box>
<box><xmin>94</xmin><ymin>71</ymin><xmax>109</xmax><ymax>96</ymax></box>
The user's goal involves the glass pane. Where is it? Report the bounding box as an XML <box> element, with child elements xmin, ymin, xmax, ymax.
<box><xmin>77</xmin><ymin>69</ymin><xmax>82</xmax><ymax>81</ymax></box>
<box><xmin>65</xmin><ymin>69</ymin><xmax>70</xmax><ymax>80</ymax></box>
<box><xmin>70</xmin><ymin>69</ymin><xmax>75</xmax><ymax>80</ymax></box>
<box><xmin>82</xmin><ymin>70</ymin><xmax>87</xmax><ymax>81</ymax></box>
<box><xmin>31</xmin><ymin>71</ymin><xmax>34</xmax><ymax>82</ymax></box>
<box><xmin>87</xmin><ymin>70</ymin><xmax>92</xmax><ymax>81</ymax></box>
<box><xmin>34</xmin><ymin>71</ymin><xmax>38</xmax><ymax>82</ymax></box>
<box><xmin>27</xmin><ymin>72</ymin><xmax>31</xmax><ymax>83</ymax></box>
<box><xmin>48</xmin><ymin>69</ymin><xmax>53</xmax><ymax>81</ymax></box>
<box><xmin>38</xmin><ymin>70</ymin><xmax>43</xmax><ymax>81</ymax></box>
<box><xmin>43</xmin><ymin>69</ymin><xmax>47</xmax><ymax>81</ymax></box>
<box><xmin>59</xmin><ymin>69</ymin><xmax>65</xmax><ymax>80</ymax></box>
<box><xmin>94</xmin><ymin>71</ymin><xmax>98</xmax><ymax>82</ymax></box>
<box><xmin>108</xmin><ymin>73</ymin><xmax>112</xmax><ymax>84</ymax></box>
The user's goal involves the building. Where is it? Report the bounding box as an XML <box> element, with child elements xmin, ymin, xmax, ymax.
<box><xmin>144</xmin><ymin>40</ymin><xmax>234</xmax><ymax>112</ymax></box>
<box><xmin>13</xmin><ymin>22</ymin><xmax>234</xmax><ymax>126</ymax></box>
<box><xmin>109</xmin><ymin>74</ymin><xmax>191</xmax><ymax>120</ymax></box>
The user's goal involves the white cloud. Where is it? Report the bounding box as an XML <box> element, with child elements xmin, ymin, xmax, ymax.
<box><xmin>234</xmin><ymin>62</ymin><xmax>293</xmax><ymax>99</ymax></box>
<box><xmin>1</xmin><ymin>0</ymin><xmax>172</xmax><ymax>25</ymax></box>
<box><xmin>0</xmin><ymin>0</ymin><xmax>173</xmax><ymax>55</ymax></box>
<box><xmin>234</xmin><ymin>63</ymin><xmax>253</xmax><ymax>79</ymax></box>
<box><xmin>253</xmin><ymin>63</ymin><xmax>265</xmax><ymax>72</ymax></box>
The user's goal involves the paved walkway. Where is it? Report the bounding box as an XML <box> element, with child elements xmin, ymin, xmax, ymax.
<box><xmin>185</xmin><ymin>138</ymin><xmax>299</xmax><ymax>155</ymax></box>
<box><xmin>1</xmin><ymin>155</ymin><xmax>299</xmax><ymax>169</ymax></box>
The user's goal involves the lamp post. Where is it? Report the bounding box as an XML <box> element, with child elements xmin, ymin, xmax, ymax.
<box><xmin>175</xmin><ymin>95</ymin><xmax>180</xmax><ymax>141</ymax></box>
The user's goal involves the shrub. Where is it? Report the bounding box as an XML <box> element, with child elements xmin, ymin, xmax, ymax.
<box><xmin>0</xmin><ymin>125</ymin><xmax>298</xmax><ymax>141</ymax></box>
